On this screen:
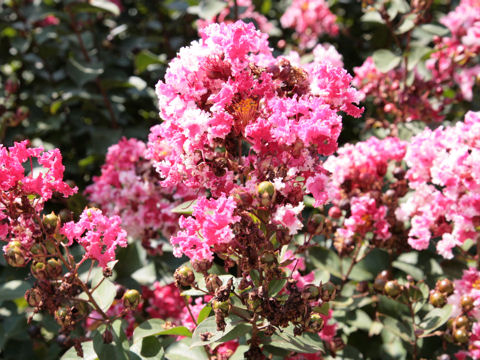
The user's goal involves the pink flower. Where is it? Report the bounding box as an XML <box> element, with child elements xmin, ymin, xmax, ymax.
<box><xmin>273</xmin><ymin>203</ymin><xmax>305</xmax><ymax>235</ymax></box>
<box><xmin>281</xmin><ymin>0</ymin><xmax>339</xmax><ymax>49</ymax></box>
<box><xmin>143</xmin><ymin>282</ymin><xmax>185</xmax><ymax>320</ymax></box>
<box><xmin>61</xmin><ymin>208</ymin><xmax>127</xmax><ymax>269</ymax></box>
<box><xmin>171</xmin><ymin>196</ymin><xmax>240</xmax><ymax>263</ymax></box>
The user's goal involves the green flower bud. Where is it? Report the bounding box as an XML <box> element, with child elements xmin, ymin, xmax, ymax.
<box><xmin>123</xmin><ymin>289</ymin><xmax>141</xmax><ymax>309</ymax></box>
<box><xmin>436</xmin><ymin>279</ymin><xmax>454</xmax><ymax>296</ymax></box>
<box><xmin>453</xmin><ymin>328</ymin><xmax>469</xmax><ymax>344</ymax></box>
<box><xmin>429</xmin><ymin>291</ymin><xmax>447</xmax><ymax>308</ymax></box>
<box><xmin>43</xmin><ymin>212</ymin><xmax>59</xmax><ymax>230</ymax></box>
<box><xmin>5</xmin><ymin>246</ymin><xmax>26</xmax><ymax>267</ymax></box>
<box><xmin>46</xmin><ymin>258</ymin><xmax>63</xmax><ymax>279</ymax></box>
<box><xmin>174</xmin><ymin>265</ymin><xmax>195</xmax><ymax>287</ymax></box>
<box><xmin>384</xmin><ymin>280</ymin><xmax>402</xmax><ymax>298</ymax></box>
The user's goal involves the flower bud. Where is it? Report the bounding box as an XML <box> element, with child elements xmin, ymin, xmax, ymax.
<box><xmin>261</xmin><ymin>252</ymin><xmax>276</xmax><ymax>264</ymax></box>
<box><xmin>206</xmin><ymin>274</ymin><xmax>222</xmax><ymax>293</ymax></box>
<box><xmin>308</xmin><ymin>313</ymin><xmax>324</xmax><ymax>332</ymax></box>
<box><xmin>303</xmin><ymin>285</ymin><xmax>320</xmax><ymax>300</ymax></box>
<box><xmin>373</xmin><ymin>270</ymin><xmax>391</xmax><ymax>292</ymax></box>
<box><xmin>43</xmin><ymin>212</ymin><xmax>59</xmax><ymax>230</ymax></box>
<box><xmin>453</xmin><ymin>328</ymin><xmax>468</xmax><ymax>344</ymax></box>
<box><xmin>46</xmin><ymin>258</ymin><xmax>63</xmax><ymax>279</ymax></box>
<box><xmin>174</xmin><ymin>265</ymin><xmax>195</xmax><ymax>287</ymax></box>
<box><xmin>31</xmin><ymin>261</ymin><xmax>47</xmax><ymax>280</ymax></box>
<box><xmin>212</xmin><ymin>300</ymin><xmax>229</xmax><ymax>314</ymax></box>
<box><xmin>454</xmin><ymin>315</ymin><xmax>470</xmax><ymax>329</ymax></box>
<box><xmin>436</xmin><ymin>279</ymin><xmax>454</xmax><ymax>296</ymax></box>
<box><xmin>257</xmin><ymin>181</ymin><xmax>275</xmax><ymax>207</ymax></box>
<box><xmin>123</xmin><ymin>289</ymin><xmax>141</xmax><ymax>309</ymax></box>
<box><xmin>25</xmin><ymin>288</ymin><xmax>43</xmax><ymax>307</ymax></box>
<box><xmin>6</xmin><ymin>245</ymin><xmax>27</xmax><ymax>267</ymax></box>
<box><xmin>429</xmin><ymin>291</ymin><xmax>447</xmax><ymax>307</ymax></box>
<box><xmin>321</xmin><ymin>282</ymin><xmax>336</xmax><ymax>301</ymax></box>
<box><xmin>233</xmin><ymin>191</ymin><xmax>253</xmax><ymax>207</ymax></box>
<box><xmin>461</xmin><ymin>295</ymin><xmax>474</xmax><ymax>312</ymax></box>
<box><xmin>328</xmin><ymin>206</ymin><xmax>342</xmax><ymax>219</ymax></box>
<box><xmin>103</xmin><ymin>329</ymin><xmax>113</xmax><ymax>344</ymax></box>
<box><xmin>45</xmin><ymin>238</ymin><xmax>57</xmax><ymax>255</ymax></box>
<box><xmin>384</xmin><ymin>280</ymin><xmax>402</xmax><ymax>298</ymax></box>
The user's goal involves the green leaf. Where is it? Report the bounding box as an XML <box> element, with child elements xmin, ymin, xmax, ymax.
<box><xmin>348</xmin><ymin>249</ymin><xmax>389</xmax><ymax>281</ymax></box>
<box><xmin>164</xmin><ymin>338</ymin><xmax>208</xmax><ymax>360</ymax></box>
<box><xmin>197</xmin><ymin>305</ymin><xmax>212</xmax><ymax>324</ymax></box>
<box><xmin>267</xmin><ymin>326</ymin><xmax>325</xmax><ymax>353</ymax></box>
<box><xmin>310</xmin><ymin>246</ymin><xmax>342</xmax><ymax>279</ymax></box>
<box><xmin>268</xmin><ymin>278</ymin><xmax>287</xmax><ymax>297</ymax></box>
<box><xmin>0</xmin><ymin>280</ymin><xmax>30</xmax><ymax>303</ymax></box>
<box><xmin>69</xmin><ymin>0</ymin><xmax>121</xmax><ymax>16</ymax></box>
<box><xmin>61</xmin><ymin>341</ymin><xmax>98</xmax><ymax>360</ymax></box>
<box><xmin>380</xmin><ymin>315</ymin><xmax>413</xmax><ymax>343</ymax></box>
<box><xmin>198</xmin><ymin>0</ymin><xmax>227</xmax><ymax>20</ymax></box>
<box><xmin>134</xmin><ymin>50</ymin><xmax>164</xmax><ymax>74</ymax></box>
<box><xmin>372</xmin><ymin>50</ymin><xmax>402</xmax><ymax>73</ymax></box>
<box><xmin>66</xmin><ymin>56</ymin><xmax>104</xmax><ymax>87</ymax></box>
<box><xmin>171</xmin><ymin>200</ymin><xmax>197</xmax><ymax>215</ymax></box>
<box><xmin>92</xmin><ymin>278</ymin><xmax>116</xmax><ymax>312</ymax></box>
<box><xmin>191</xmin><ymin>316</ymin><xmax>246</xmax><ymax>347</ymax></box>
<box><xmin>130</xmin><ymin>336</ymin><xmax>165</xmax><ymax>359</ymax></box>
<box><xmin>395</xmin><ymin>14</ymin><xmax>416</xmax><ymax>34</ymax></box>
<box><xmin>134</xmin><ymin>319</ymin><xmax>192</xmax><ymax>343</ymax></box>
<box><xmin>419</xmin><ymin>304</ymin><xmax>452</xmax><ymax>335</ymax></box>
<box><xmin>392</xmin><ymin>260</ymin><xmax>424</xmax><ymax>280</ymax></box>
<box><xmin>407</xmin><ymin>46</ymin><xmax>432</xmax><ymax>71</ymax></box>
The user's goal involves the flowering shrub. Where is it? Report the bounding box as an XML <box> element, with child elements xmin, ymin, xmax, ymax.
<box><xmin>1</xmin><ymin>1</ymin><xmax>480</xmax><ymax>360</ymax></box>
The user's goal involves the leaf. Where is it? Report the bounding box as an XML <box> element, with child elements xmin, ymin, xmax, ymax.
<box><xmin>131</xmin><ymin>263</ymin><xmax>157</xmax><ymax>286</ymax></box>
<box><xmin>395</xmin><ymin>14</ymin><xmax>416</xmax><ymax>34</ymax></box>
<box><xmin>191</xmin><ymin>316</ymin><xmax>246</xmax><ymax>347</ymax></box>
<box><xmin>372</xmin><ymin>50</ymin><xmax>402</xmax><ymax>73</ymax></box>
<box><xmin>309</xmin><ymin>246</ymin><xmax>342</xmax><ymax>279</ymax></box>
<box><xmin>92</xmin><ymin>278</ymin><xmax>116</xmax><ymax>312</ymax></box>
<box><xmin>419</xmin><ymin>304</ymin><xmax>452</xmax><ymax>335</ymax></box>
<box><xmin>380</xmin><ymin>315</ymin><xmax>413</xmax><ymax>343</ymax></box>
<box><xmin>134</xmin><ymin>50</ymin><xmax>164</xmax><ymax>74</ymax></box>
<box><xmin>165</xmin><ymin>338</ymin><xmax>208</xmax><ymax>360</ymax></box>
<box><xmin>171</xmin><ymin>200</ymin><xmax>197</xmax><ymax>215</ymax></box>
<box><xmin>268</xmin><ymin>278</ymin><xmax>286</xmax><ymax>297</ymax></box>
<box><xmin>407</xmin><ymin>46</ymin><xmax>432</xmax><ymax>71</ymax></box>
<box><xmin>61</xmin><ymin>341</ymin><xmax>98</xmax><ymax>360</ymax></box>
<box><xmin>69</xmin><ymin>1</ymin><xmax>120</xmax><ymax>16</ymax></box>
<box><xmin>134</xmin><ymin>319</ymin><xmax>192</xmax><ymax>343</ymax></box>
<box><xmin>198</xmin><ymin>0</ymin><xmax>227</xmax><ymax>20</ymax></box>
<box><xmin>130</xmin><ymin>336</ymin><xmax>165</xmax><ymax>359</ymax></box>
<box><xmin>267</xmin><ymin>326</ymin><xmax>324</xmax><ymax>353</ymax></box>
<box><xmin>66</xmin><ymin>56</ymin><xmax>103</xmax><ymax>87</ymax></box>
<box><xmin>0</xmin><ymin>280</ymin><xmax>30</xmax><ymax>302</ymax></box>
<box><xmin>392</xmin><ymin>260</ymin><xmax>424</xmax><ymax>280</ymax></box>
<box><xmin>197</xmin><ymin>305</ymin><xmax>212</xmax><ymax>324</ymax></box>
<box><xmin>348</xmin><ymin>249</ymin><xmax>389</xmax><ymax>281</ymax></box>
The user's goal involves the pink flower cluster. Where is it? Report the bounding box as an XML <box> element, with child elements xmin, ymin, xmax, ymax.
<box><xmin>428</xmin><ymin>0</ymin><xmax>480</xmax><ymax>102</ymax></box>
<box><xmin>149</xmin><ymin>21</ymin><xmax>362</xmax><ymax>263</ymax></box>
<box><xmin>352</xmin><ymin>57</ymin><xmax>445</xmax><ymax>123</ymax></box>
<box><xmin>143</xmin><ymin>282</ymin><xmax>185</xmax><ymax>320</ymax></box>
<box><xmin>0</xmin><ymin>141</ymin><xmax>76</xmax><ymax>251</ymax></box>
<box><xmin>397</xmin><ymin>111</ymin><xmax>480</xmax><ymax>258</ymax></box>
<box><xmin>325</xmin><ymin>136</ymin><xmax>407</xmax><ymax>200</ymax></box>
<box><xmin>86</xmin><ymin>138</ymin><xmax>195</xmax><ymax>254</ymax></box>
<box><xmin>197</xmin><ymin>0</ymin><xmax>272</xmax><ymax>34</ymax></box>
<box><xmin>171</xmin><ymin>196</ymin><xmax>240</xmax><ymax>262</ymax></box>
<box><xmin>61</xmin><ymin>208</ymin><xmax>127</xmax><ymax>269</ymax></box>
<box><xmin>280</xmin><ymin>0</ymin><xmax>339</xmax><ymax>49</ymax></box>
<box><xmin>448</xmin><ymin>268</ymin><xmax>480</xmax><ymax>359</ymax></box>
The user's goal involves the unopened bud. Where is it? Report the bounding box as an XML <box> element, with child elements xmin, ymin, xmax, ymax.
<box><xmin>454</xmin><ymin>315</ymin><xmax>470</xmax><ymax>329</ymax></box>
<box><xmin>308</xmin><ymin>313</ymin><xmax>324</xmax><ymax>332</ymax></box>
<box><xmin>436</xmin><ymin>279</ymin><xmax>454</xmax><ymax>296</ymax></box>
<box><xmin>174</xmin><ymin>265</ymin><xmax>195</xmax><ymax>287</ymax></box>
<box><xmin>328</xmin><ymin>206</ymin><xmax>342</xmax><ymax>219</ymax></box>
<box><xmin>384</xmin><ymin>280</ymin><xmax>402</xmax><ymax>298</ymax></box>
<box><xmin>43</xmin><ymin>212</ymin><xmax>59</xmax><ymax>230</ymax></box>
<box><xmin>461</xmin><ymin>295</ymin><xmax>474</xmax><ymax>312</ymax></box>
<box><xmin>212</xmin><ymin>300</ymin><xmax>229</xmax><ymax>313</ymax></box>
<box><xmin>25</xmin><ymin>288</ymin><xmax>43</xmax><ymax>307</ymax></box>
<box><xmin>31</xmin><ymin>261</ymin><xmax>47</xmax><ymax>280</ymax></box>
<box><xmin>123</xmin><ymin>289</ymin><xmax>140</xmax><ymax>309</ymax></box>
<box><xmin>46</xmin><ymin>258</ymin><xmax>63</xmax><ymax>279</ymax></box>
<box><xmin>206</xmin><ymin>274</ymin><xmax>222</xmax><ymax>293</ymax></box>
<box><xmin>103</xmin><ymin>329</ymin><xmax>113</xmax><ymax>344</ymax></box>
<box><xmin>430</xmin><ymin>291</ymin><xmax>447</xmax><ymax>308</ymax></box>
<box><xmin>257</xmin><ymin>181</ymin><xmax>275</xmax><ymax>207</ymax></box>
<box><xmin>6</xmin><ymin>246</ymin><xmax>26</xmax><ymax>267</ymax></box>
<box><xmin>453</xmin><ymin>328</ymin><xmax>468</xmax><ymax>344</ymax></box>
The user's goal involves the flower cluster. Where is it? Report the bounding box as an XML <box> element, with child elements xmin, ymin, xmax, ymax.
<box><xmin>447</xmin><ymin>268</ymin><xmax>480</xmax><ymax>359</ymax></box>
<box><xmin>0</xmin><ymin>140</ymin><xmax>76</xmax><ymax>255</ymax></box>
<box><xmin>352</xmin><ymin>57</ymin><xmax>446</xmax><ymax>125</ymax></box>
<box><xmin>86</xmin><ymin>137</ymin><xmax>196</xmax><ymax>255</ymax></box>
<box><xmin>397</xmin><ymin>111</ymin><xmax>480</xmax><ymax>259</ymax></box>
<box><xmin>324</xmin><ymin>136</ymin><xmax>408</xmax><ymax>252</ymax></box>
<box><xmin>61</xmin><ymin>208</ymin><xmax>127</xmax><ymax>269</ymax></box>
<box><xmin>197</xmin><ymin>0</ymin><xmax>272</xmax><ymax>34</ymax></box>
<box><xmin>280</xmin><ymin>0</ymin><xmax>339</xmax><ymax>49</ymax></box>
<box><xmin>428</xmin><ymin>0</ymin><xmax>480</xmax><ymax>102</ymax></box>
